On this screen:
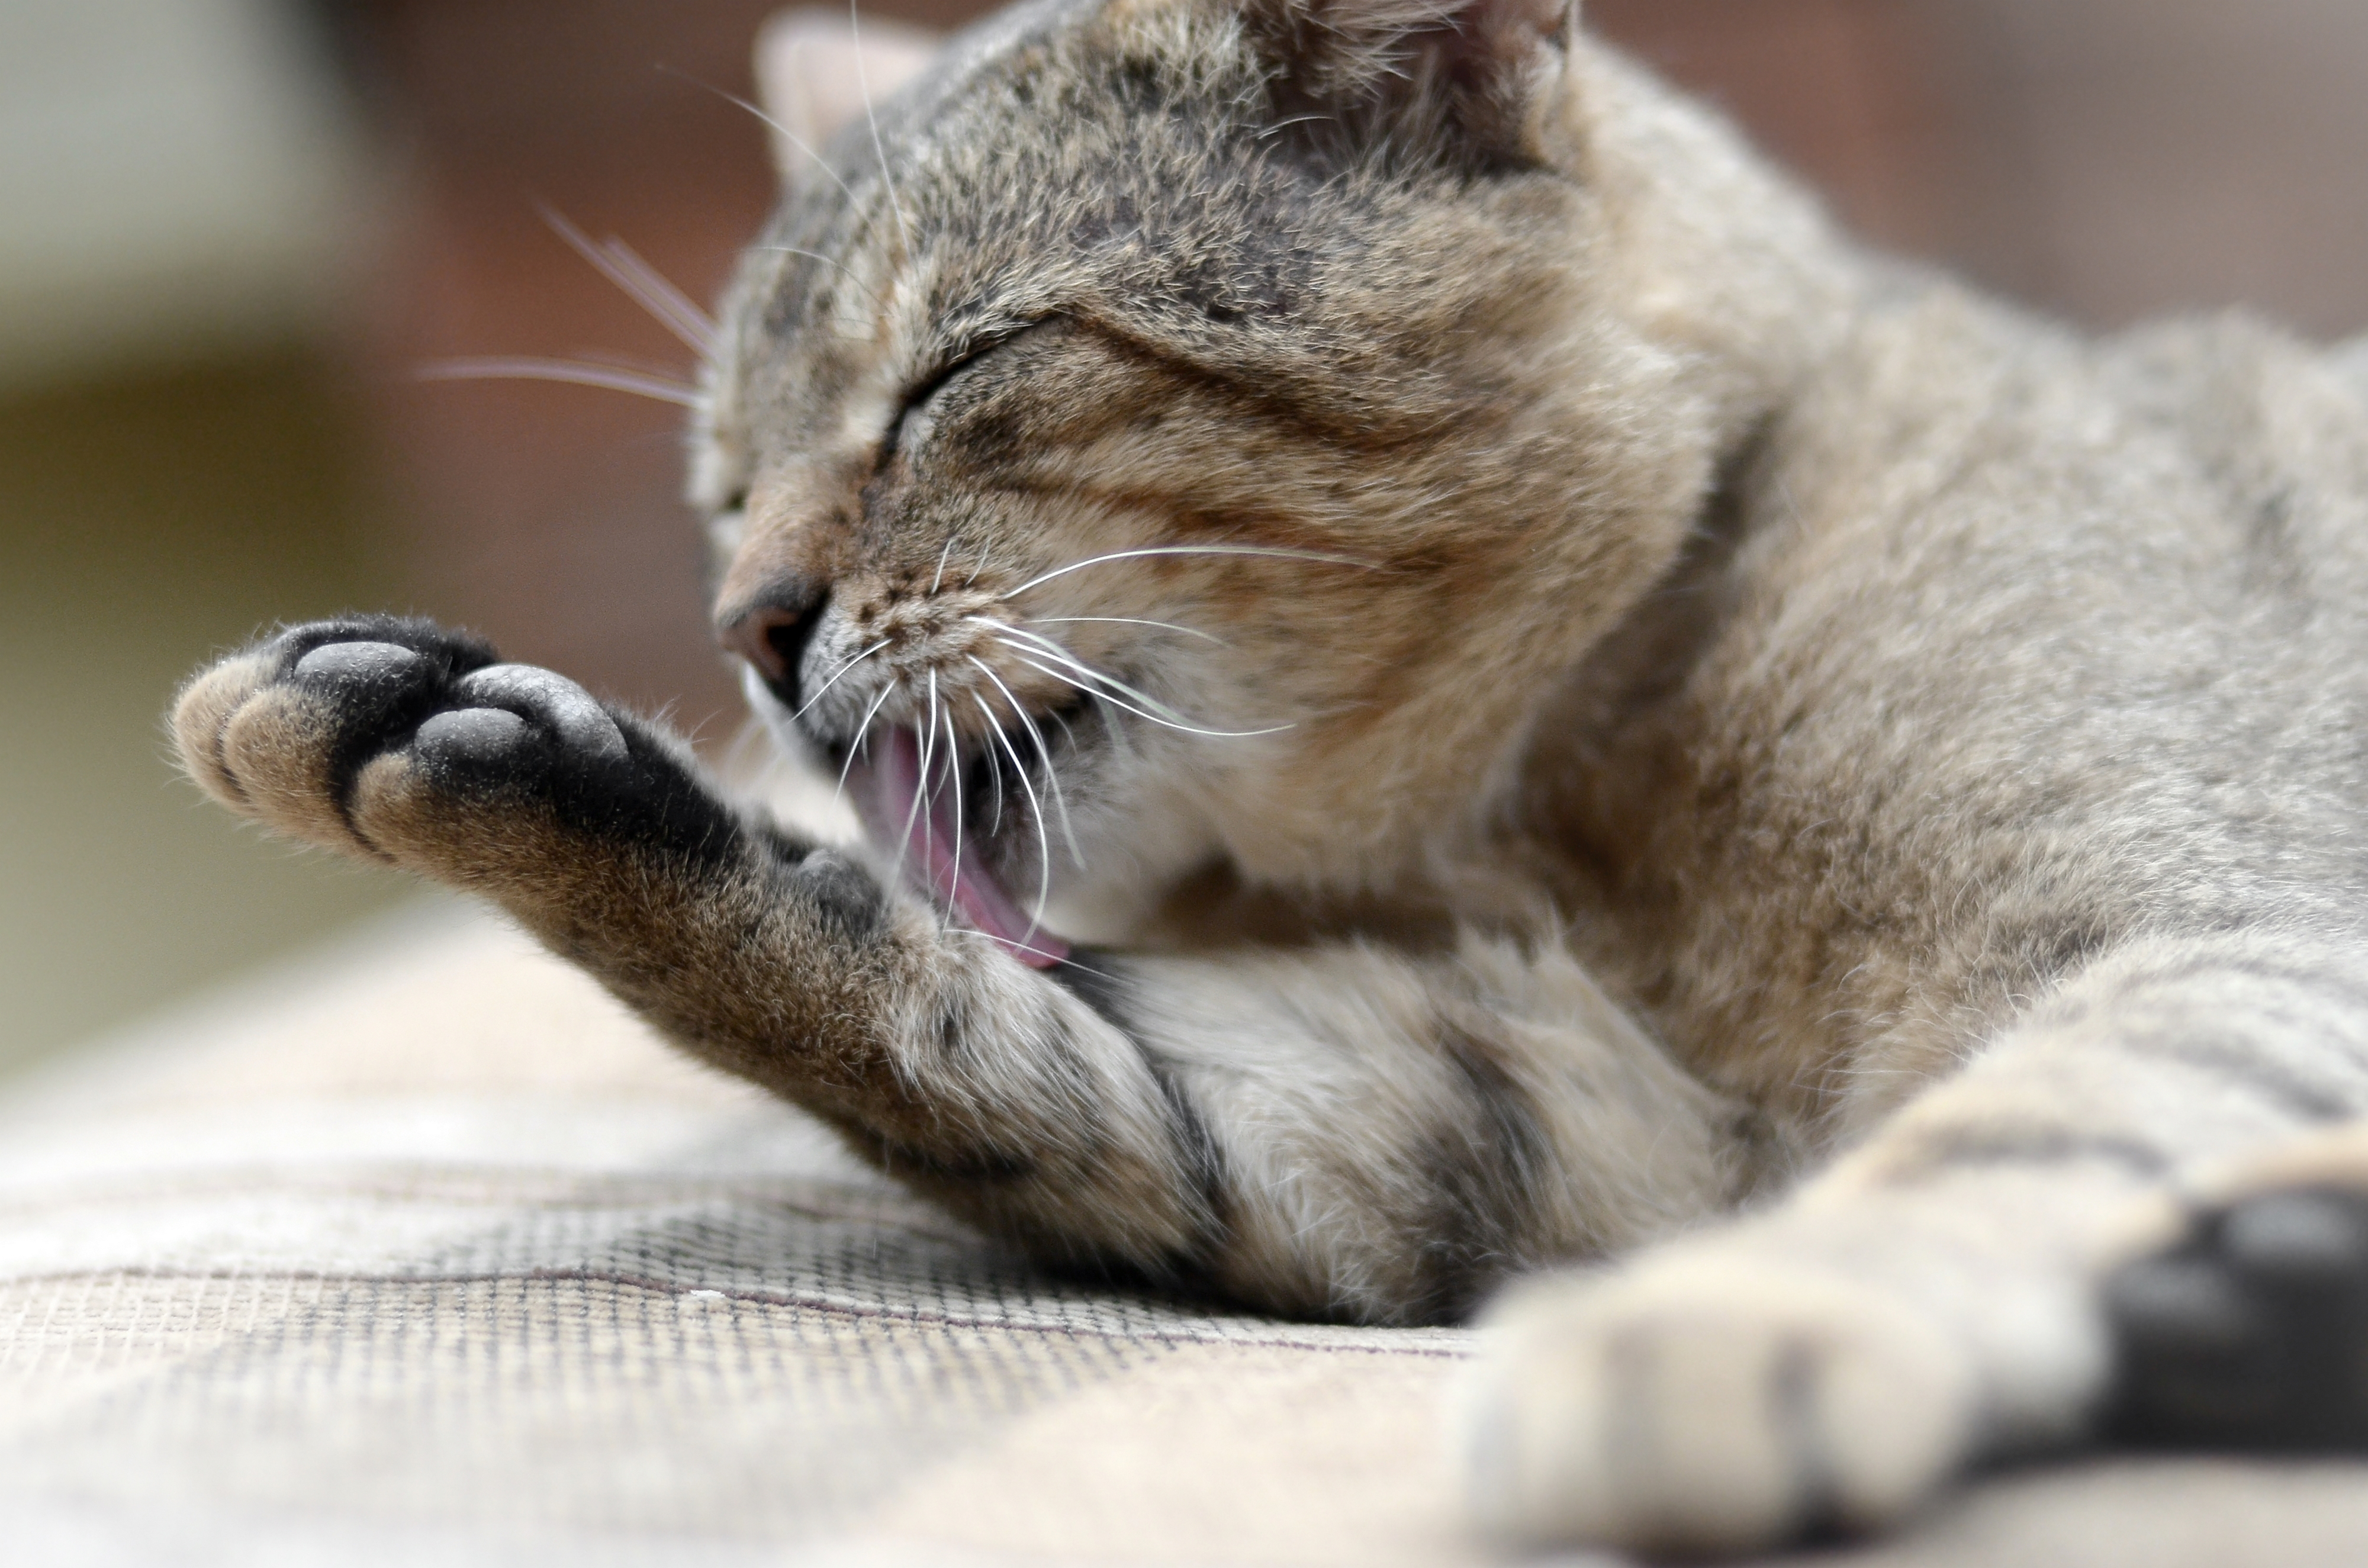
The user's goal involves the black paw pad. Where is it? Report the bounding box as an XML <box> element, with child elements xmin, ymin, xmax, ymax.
<box><xmin>450</xmin><ymin>665</ymin><xmax>630</xmax><ymax>766</ymax></box>
<box><xmin>2106</xmin><ymin>1187</ymin><xmax>2368</xmax><ymax>1449</ymax></box>
<box><xmin>292</xmin><ymin>640</ymin><xmax>424</xmax><ymax>688</ymax></box>
<box><xmin>413</xmin><ymin>707</ymin><xmax>536</xmax><ymax>770</ymax></box>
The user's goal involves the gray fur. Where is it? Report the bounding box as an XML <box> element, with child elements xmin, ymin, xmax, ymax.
<box><xmin>174</xmin><ymin>0</ymin><xmax>2368</xmax><ymax>1554</ymax></box>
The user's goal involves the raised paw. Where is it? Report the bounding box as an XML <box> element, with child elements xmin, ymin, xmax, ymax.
<box><xmin>1459</xmin><ymin>1257</ymin><xmax>1977</xmax><ymax>1556</ymax></box>
<box><xmin>172</xmin><ymin>616</ymin><xmax>726</xmax><ymax>884</ymax></box>
<box><xmin>2106</xmin><ymin>1126</ymin><xmax>2368</xmax><ymax>1450</ymax></box>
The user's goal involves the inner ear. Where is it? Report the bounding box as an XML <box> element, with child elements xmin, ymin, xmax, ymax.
<box><xmin>755</xmin><ymin>8</ymin><xmax>942</xmax><ymax>185</ymax></box>
<box><xmin>1245</xmin><ymin>0</ymin><xmax>1576</xmax><ymax>166</ymax></box>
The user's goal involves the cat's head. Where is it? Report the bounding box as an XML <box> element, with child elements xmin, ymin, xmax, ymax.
<box><xmin>694</xmin><ymin>0</ymin><xmax>1835</xmax><ymax>954</ymax></box>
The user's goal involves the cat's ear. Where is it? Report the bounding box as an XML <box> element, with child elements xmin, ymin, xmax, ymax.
<box><xmin>1239</xmin><ymin>0</ymin><xmax>1581</xmax><ymax>166</ymax></box>
<box><xmin>755</xmin><ymin>8</ymin><xmax>941</xmax><ymax>187</ymax></box>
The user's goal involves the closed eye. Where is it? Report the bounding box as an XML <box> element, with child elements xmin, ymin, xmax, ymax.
<box><xmin>880</xmin><ymin>320</ymin><xmax>1047</xmax><ymax>462</ymax></box>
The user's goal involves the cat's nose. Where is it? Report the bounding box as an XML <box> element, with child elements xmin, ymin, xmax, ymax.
<box><xmin>717</xmin><ymin>584</ymin><xmax>826</xmax><ymax>704</ymax></box>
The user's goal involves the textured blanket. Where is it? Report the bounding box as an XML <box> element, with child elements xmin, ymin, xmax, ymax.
<box><xmin>4</xmin><ymin>906</ymin><xmax>2364</xmax><ymax>1566</ymax></box>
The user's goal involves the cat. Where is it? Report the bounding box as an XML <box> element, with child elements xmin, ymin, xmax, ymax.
<box><xmin>172</xmin><ymin>0</ymin><xmax>2368</xmax><ymax>1553</ymax></box>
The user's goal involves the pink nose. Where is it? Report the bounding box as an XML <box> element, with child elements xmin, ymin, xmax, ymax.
<box><xmin>716</xmin><ymin>585</ymin><xmax>825</xmax><ymax>701</ymax></box>
<box><xmin>719</xmin><ymin>604</ymin><xmax>802</xmax><ymax>684</ymax></box>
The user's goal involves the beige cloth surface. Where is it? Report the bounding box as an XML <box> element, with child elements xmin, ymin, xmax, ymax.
<box><xmin>4</xmin><ymin>904</ymin><xmax>2366</xmax><ymax>1567</ymax></box>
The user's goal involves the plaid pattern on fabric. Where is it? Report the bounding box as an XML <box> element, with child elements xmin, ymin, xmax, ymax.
<box><xmin>6</xmin><ymin>903</ymin><xmax>2368</xmax><ymax>1567</ymax></box>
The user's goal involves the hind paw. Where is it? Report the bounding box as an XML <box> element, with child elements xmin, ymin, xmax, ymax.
<box><xmin>2108</xmin><ymin>1127</ymin><xmax>2368</xmax><ymax>1449</ymax></box>
<box><xmin>1459</xmin><ymin>1257</ymin><xmax>1977</xmax><ymax>1556</ymax></box>
<box><xmin>172</xmin><ymin>616</ymin><xmax>714</xmax><ymax>881</ymax></box>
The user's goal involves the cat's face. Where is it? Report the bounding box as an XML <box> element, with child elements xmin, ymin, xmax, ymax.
<box><xmin>693</xmin><ymin>0</ymin><xmax>1711</xmax><ymax>945</ymax></box>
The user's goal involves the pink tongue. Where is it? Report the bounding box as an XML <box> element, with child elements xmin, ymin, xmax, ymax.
<box><xmin>846</xmin><ymin>727</ymin><xmax>1069</xmax><ymax>970</ymax></box>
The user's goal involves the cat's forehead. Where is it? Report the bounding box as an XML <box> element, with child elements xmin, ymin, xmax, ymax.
<box><xmin>715</xmin><ymin>1</ymin><xmax>1307</xmax><ymax>424</ymax></box>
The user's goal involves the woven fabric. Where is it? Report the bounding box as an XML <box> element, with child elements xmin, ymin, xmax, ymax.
<box><xmin>7</xmin><ymin>904</ymin><xmax>2368</xmax><ymax>1567</ymax></box>
<box><xmin>0</xmin><ymin>906</ymin><xmax>1479</xmax><ymax>1568</ymax></box>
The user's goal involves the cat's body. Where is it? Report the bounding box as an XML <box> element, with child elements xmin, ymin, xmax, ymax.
<box><xmin>174</xmin><ymin>0</ymin><xmax>2368</xmax><ymax>1553</ymax></box>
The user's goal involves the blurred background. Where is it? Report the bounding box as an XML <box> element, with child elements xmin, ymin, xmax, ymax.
<box><xmin>5</xmin><ymin>0</ymin><xmax>2367</xmax><ymax>1080</ymax></box>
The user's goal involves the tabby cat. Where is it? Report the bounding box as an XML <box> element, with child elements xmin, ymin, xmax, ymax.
<box><xmin>173</xmin><ymin>0</ymin><xmax>2368</xmax><ymax>1552</ymax></box>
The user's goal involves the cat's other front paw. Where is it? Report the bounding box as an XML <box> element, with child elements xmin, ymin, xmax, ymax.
<box><xmin>172</xmin><ymin>616</ymin><xmax>728</xmax><ymax>881</ymax></box>
<box><xmin>2107</xmin><ymin>1122</ymin><xmax>2368</xmax><ymax>1450</ymax></box>
<box><xmin>1459</xmin><ymin>1257</ymin><xmax>1977</xmax><ymax>1556</ymax></box>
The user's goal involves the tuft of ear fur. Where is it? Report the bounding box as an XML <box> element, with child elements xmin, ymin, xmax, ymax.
<box><xmin>1240</xmin><ymin>0</ymin><xmax>1578</xmax><ymax>169</ymax></box>
<box><xmin>755</xmin><ymin>8</ymin><xmax>941</xmax><ymax>185</ymax></box>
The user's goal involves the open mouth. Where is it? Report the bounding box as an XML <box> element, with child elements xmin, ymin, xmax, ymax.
<box><xmin>841</xmin><ymin>725</ymin><xmax>1071</xmax><ymax>970</ymax></box>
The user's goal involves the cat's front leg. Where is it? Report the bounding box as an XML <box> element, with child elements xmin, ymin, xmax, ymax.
<box><xmin>175</xmin><ymin>616</ymin><xmax>1222</xmax><ymax>1269</ymax></box>
<box><xmin>175</xmin><ymin>618</ymin><xmax>1745</xmax><ymax>1324</ymax></box>
<box><xmin>1460</xmin><ymin>933</ymin><xmax>2368</xmax><ymax>1556</ymax></box>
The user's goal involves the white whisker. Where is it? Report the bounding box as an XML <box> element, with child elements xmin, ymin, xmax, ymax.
<box><xmin>1090</xmin><ymin>694</ymin><xmax>1135</xmax><ymax>781</ymax></box>
<box><xmin>418</xmin><ymin>358</ymin><xmax>703</xmax><ymax>408</ymax></box>
<box><xmin>992</xmin><ymin>626</ymin><xmax>1202</xmax><ymax>726</ymax></box>
<box><xmin>941</xmin><ymin>927</ymin><xmax>1090</xmax><ymax>971</ymax></box>
<box><xmin>599</xmin><ymin>241</ymin><xmax>716</xmax><ymax>349</ymax></box>
<box><xmin>941</xmin><ymin>693</ymin><xmax>965</xmax><ymax>899</ymax></box>
<box><xmin>662</xmin><ymin>67</ymin><xmax>863</xmax><ymax>210</ymax></box>
<box><xmin>1041</xmin><ymin>706</ymin><xmax>1086</xmax><ymax>868</ymax></box>
<box><xmin>892</xmin><ymin>703</ymin><xmax>929</xmax><ymax>890</ymax></box>
<box><xmin>932</xmin><ymin>538</ymin><xmax>957</xmax><ymax>595</ymax></box>
<box><xmin>1005</xmin><ymin>650</ymin><xmax>1294</xmax><ymax>740</ymax></box>
<box><xmin>918</xmin><ymin>670</ymin><xmax>942</xmax><ymax>858</ymax></box>
<box><xmin>1025</xmin><ymin>615</ymin><xmax>1228</xmax><ymax>646</ymax></box>
<box><xmin>969</xmin><ymin>690</ymin><xmax>1006</xmax><ymax>835</ymax></box>
<box><xmin>849</xmin><ymin>1</ymin><xmax>915</xmax><ymax>259</ymax></box>
<box><xmin>995</xmin><ymin>628</ymin><xmax>1173</xmax><ymax>718</ymax></box>
<box><xmin>792</xmin><ymin>639</ymin><xmax>891</xmax><ymax>722</ymax></box>
<box><xmin>1006</xmin><ymin>544</ymin><xmax>1376</xmax><ymax>599</ymax></box>
<box><xmin>539</xmin><ymin>207</ymin><xmax>715</xmax><ymax>353</ymax></box>
<box><xmin>752</xmin><ymin>246</ymin><xmax>888</xmax><ymax>311</ymax></box>
<box><xmin>836</xmin><ymin>681</ymin><xmax>897</xmax><ymax>803</ymax></box>
<box><xmin>997</xmin><ymin>624</ymin><xmax>1294</xmax><ymax>738</ymax></box>
<box><xmin>1027</xmin><ymin>704</ymin><xmax>1082</xmax><ymax>887</ymax></box>
<box><xmin>967</xmin><ymin>656</ymin><xmax>1059</xmax><ymax>922</ymax></box>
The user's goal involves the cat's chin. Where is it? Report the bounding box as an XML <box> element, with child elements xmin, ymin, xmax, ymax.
<box><xmin>843</xmin><ymin>725</ymin><xmax>1072</xmax><ymax>970</ymax></box>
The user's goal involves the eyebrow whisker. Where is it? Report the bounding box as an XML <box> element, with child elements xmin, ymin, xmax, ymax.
<box><xmin>539</xmin><ymin>206</ymin><xmax>716</xmax><ymax>353</ymax></box>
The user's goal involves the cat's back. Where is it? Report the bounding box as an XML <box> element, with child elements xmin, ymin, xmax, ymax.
<box><xmin>1581</xmin><ymin>286</ymin><xmax>2368</xmax><ymax>1104</ymax></box>
<box><xmin>1733</xmin><ymin>284</ymin><xmax>2368</xmax><ymax>703</ymax></box>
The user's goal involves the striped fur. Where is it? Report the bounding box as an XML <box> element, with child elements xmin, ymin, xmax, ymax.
<box><xmin>174</xmin><ymin>0</ymin><xmax>2368</xmax><ymax>1554</ymax></box>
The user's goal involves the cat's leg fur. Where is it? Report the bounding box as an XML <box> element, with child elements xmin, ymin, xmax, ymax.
<box><xmin>174</xmin><ymin>619</ymin><xmax>1745</xmax><ymax>1323</ymax></box>
<box><xmin>1462</xmin><ymin>935</ymin><xmax>2368</xmax><ymax>1554</ymax></box>
<box><xmin>2106</xmin><ymin>1115</ymin><xmax>2368</xmax><ymax>1448</ymax></box>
